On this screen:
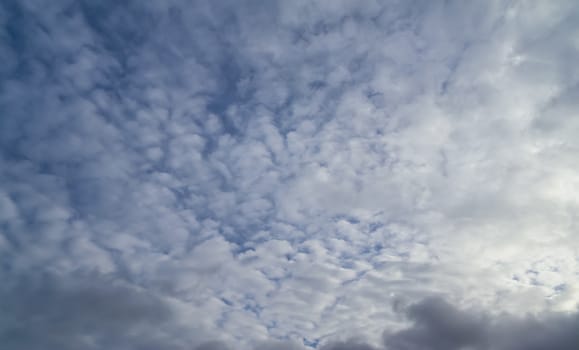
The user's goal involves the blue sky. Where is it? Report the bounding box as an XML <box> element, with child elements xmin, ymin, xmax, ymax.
<box><xmin>1</xmin><ymin>1</ymin><xmax>579</xmax><ymax>349</ymax></box>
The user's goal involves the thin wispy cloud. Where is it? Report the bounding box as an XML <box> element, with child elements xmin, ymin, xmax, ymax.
<box><xmin>1</xmin><ymin>0</ymin><xmax>578</xmax><ymax>349</ymax></box>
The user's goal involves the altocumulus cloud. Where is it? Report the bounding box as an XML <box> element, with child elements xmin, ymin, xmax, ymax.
<box><xmin>1</xmin><ymin>0</ymin><xmax>579</xmax><ymax>349</ymax></box>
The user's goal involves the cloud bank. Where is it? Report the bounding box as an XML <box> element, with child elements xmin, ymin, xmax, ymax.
<box><xmin>1</xmin><ymin>0</ymin><xmax>578</xmax><ymax>349</ymax></box>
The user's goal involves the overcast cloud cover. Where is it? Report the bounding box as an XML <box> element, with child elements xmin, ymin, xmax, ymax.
<box><xmin>1</xmin><ymin>0</ymin><xmax>579</xmax><ymax>349</ymax></box>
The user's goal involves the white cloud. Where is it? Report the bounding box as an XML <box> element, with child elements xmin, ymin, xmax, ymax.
<box><xmin>1</xmin><ymin>0</ymin><xmax>579</xmax><ymax>349</ymax></box>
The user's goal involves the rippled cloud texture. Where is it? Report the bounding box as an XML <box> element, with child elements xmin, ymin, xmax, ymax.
<box><xmin>1</xmin><ymin>0</ymin><xmax>579</xmax><ymax>349</ymax></box>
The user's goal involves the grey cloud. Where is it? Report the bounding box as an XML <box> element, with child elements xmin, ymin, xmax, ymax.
<box><xmin>254</xmin><ymin>339</ymin><xmax>307</xmax><ymax>350</ymax></box>
<box><xmin>385</xmin><ymin>297</ymin><xmax>579</xmax><ymax>350</ymax></box>
<box><xmin>0</xmin><ymin>271</ymin><xmax>186</xmax><ymax>350</ymax></box>
<box><xmin>321</xmin><ymin>340</ymin><xmax>379</xmax><ymax>350</ymax></box>
<box><xmin>2</xmin><ymin>284</ymin><xmax>577</xmax><ymax>350</ymax></box>
<box><xmin>196</xmin><ymin>341</ymin><xmax>232</xmax><ymax>350</ymax></box>
<box><xmin>385</xmin><ymin>297</ymin><xmax>489</xmax><ymax>350</ymax></box>
<box><xmin>319</xmin><ymin>297</ymin><xmax>579</xmax><ymax>350</ymax></box>
<box><xmin>492</xmin><ymin>313</ymin><xmax>579</xmax><ymax>350</ymax></box>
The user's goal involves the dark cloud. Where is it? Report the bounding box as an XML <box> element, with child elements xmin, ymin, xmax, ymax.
<box><xmin>492</xmin><ymin>312</ymin><xmax>579</xmax><ymax>350</ymax></box>
<box><xmin>385</xmin><ymin>297</ymin><xmax>489</xmax><ymax>350</ymax></box>
<box><xmin>323</xmin><ymin>297</ymin><xmax>579</xmax><ymax>350</ymax></box>
<box><xmin>196</xmin><ymin>341</ymin><xmax>232</xmax><ymax>350</ymax></box>
<box><xmin>392</xmin><ymin>297</ymin><xmax>579</xmax><ymax>350</ymax></box>
<box><xmin>0</xmin><ymin>271</ymin><xmax>185</xmax><ymax>350</ymax></box>
<box><xmin>321</xmin><ymin>340</ymin><xmax>379</xmax><ymax>350</ymax></box>
<box><xmin>2</xmin><ymin>283</ymin><xmax>577</xmax><ymax>350</ymax></box>
<box><xmin>254</xmin><ymin>340</ymin><xmax>307</xmax><ymax>350</ymax></box>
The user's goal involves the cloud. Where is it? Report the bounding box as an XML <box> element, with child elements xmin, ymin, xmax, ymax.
<box><xmin>316</xmin><ymin>298</ymin><xmax>579</xmax><ymax>350</ymax></box>
<box><xmin>1</xmin><ymin>0</ymin><xmax>579</xmax><ymax>349</ymax></box>
<box><xmin>384</xmin><ymin>297</ymin><xmax>579</xmax><ymax>350</ymax></box>
<box><xmin>321</xmin><ymin>340</ymin><xmax>379</xmax><ymax>350</ymax></box>
<box><xmin>385</xmin><ymin>297</ymin><xmax>489</xmax><ymax>350</ymax></box>
<box><xmin>0</xmin><ymin>271</ymin><xmax>194</xmax><ymax>350</ymax></box>
<box><xmin>2</xmin><ymin>279</ymin><xmax>578</xmax><ymax>350</ymax></box>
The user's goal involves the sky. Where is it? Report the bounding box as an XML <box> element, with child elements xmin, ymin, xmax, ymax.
<box><xmin>1</xmin><ymin>0</ymin><xmax>579</xmax><ymax>349</ymax></box>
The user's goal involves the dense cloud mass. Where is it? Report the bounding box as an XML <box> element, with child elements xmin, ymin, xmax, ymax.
<box><xmin>1</xmin><ymin>0</ymin><xmax>578</xmax><ymax>349</ymax></box>
<box><xmin>385</xmin><ymin>298</ymin><xmax>579</xmax><ymax>350</ymax></box>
